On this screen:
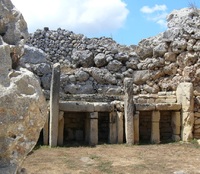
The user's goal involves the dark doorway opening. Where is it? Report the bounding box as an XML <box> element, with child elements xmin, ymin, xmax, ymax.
<box><xmin>160</xmin><ymin>111</ymin><xmax>173</xmax><ymax>143</ymax></box>
<box><xmin>139</xmin><ymin>111</ymin><xmax>152</xmax><ymax>144</ymax></box>
<box><xmin>63</xmin><ymin>112</ymin><xmax>87</xmax><ymax>146</ymax></box>
<box><xmin>98</xmin><ymin>112</ymin><xmax>109</xmax><ymax>144</ymax></box>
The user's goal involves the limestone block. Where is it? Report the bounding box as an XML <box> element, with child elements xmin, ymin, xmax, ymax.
<box><xmin>49</xmin><ymin>63</ymin><xmax>60</xmax><ymax>147</ymax></box>
<box><xmin>155</xmin><ymin>103</ymin><xmax>181</xmax><ymax>111</ymax></box>
<box><xmin>0</xmin><ymin>68</ymin><xmax>47</xmax><ymax>173</ymax></box>
<box><xmin>176</xmin><ymin>82</ymin><xmax>194</xmax><ymax>112</ymax></box>
<box><xmin>151</xmin><ymin>111</ymin><xmax>160</xmax><ymax>144</ymax></box>
<box><xmin>117</xmin><ymin>112</ymin><xmax>124</xmax><ymax>144</ymax></box>
<box><xmin>59</xmin><ymin>101</ymin><xmax>94</xmax><ymax>112</ymax></box>
<box><xmin>152</xmin><ymin>111</ymin><xmax>160</xmax><ymax>122</ymax></box>
<box><xmin>89</xmin><ymin>112</ymin><xmax>98</xmax><ymax>146</ymax></box>
<box><xmin>135</xmin><ymin>103</ymin><xmax>155</xmax><ymax>111</ymax></box>
<box><xmin>124</xmin><ymin>78</ymin><xmax>134</xmax><ymax>144</ymax></box>
<box><xmin>151</xmin><ymin>122</ymin><xmax>160</xmax><ymax>144</ymax></box>
<box><xmin>181</xmin><ymin>112</ymin><xmax>194</xmax><ymax>141</ymax></box>
<box><xmin>109</xmin><ymin>112</ymin><xmax>117</xmax><ymax>144</ymax></box>
<box><xmin>94</xmin><ymin>102</ymin><xmax>114</xmax><ymax>112</ymax></box>
<box><xmin>194</xmin><ymin>112</ymin><xmax>200</xmax><ymax>118</ymax></box>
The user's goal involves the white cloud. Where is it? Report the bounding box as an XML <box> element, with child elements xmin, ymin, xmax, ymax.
<box><xmin>140</xmin><ymin>4</ymin><xmax>168</xmax><ymax>28</ymax></box>
<box><xmin>140</xmin><ymin>4</ymin><xmax>167</xmax><ymax>14</ymax></box>
<box><xmin>11</xmin><ymin>0</ymin><xmax>129</xmax><ymax>36</ymax></box>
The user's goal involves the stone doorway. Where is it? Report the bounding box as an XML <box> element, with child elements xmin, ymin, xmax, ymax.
<box><xmin>98</xmin><ymin>112</ymin><xmax>109</xmax><ymax>144</ymax></box>
<box><xmin>160</xmin><ymin>111</ymin><xmax>173</xmax><ymax>143</ymax></box>
<box><xmin>139</xmin><ymin>111</ymin><xmax>152</xmax><ymax>143</ymax></box>
<box><xmin>63</xmin><ymin>112</ymin><xmax>87</xmax><ymax>145</ymax></box>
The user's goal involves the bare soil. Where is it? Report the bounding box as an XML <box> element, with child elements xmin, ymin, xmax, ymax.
<box><xmin>22</xmin><ymin>142</ymin><xmax>200</xmax><ymax>174</ymax></box>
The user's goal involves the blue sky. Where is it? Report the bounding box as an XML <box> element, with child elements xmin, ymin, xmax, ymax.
<box><xmin>12</xmin><ymin>0</ymin><xmax>200</xmax><ymax>46</ymax></box>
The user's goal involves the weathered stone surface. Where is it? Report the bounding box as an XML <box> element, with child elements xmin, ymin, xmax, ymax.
<box><xmin>0</xmin><ymin>1</ymin><xmax>47</xmax><ymax>173</ymax></box>
<box><xmin>49</xmin><ymin>63</ymin><xmax>60</xmax><ymax>147</ymax></box>
<box><xmin>155</xmin><ymin>103</ymin><xmax>181</xmax><ymax>110</ymax></box>
<box><xmin>107</xmin><ymin>60</ymin><xmax>122</xmax><ymax>72</ymax></box>
<box><xmin>135</xmin><ymin>104</ymin><xmax>155</xmax><ymax>111</ymax></box>
<box><xmin>72</xmin><ymin>50</ymin><xmax>94</xmax><ymax>68</ymax></box>
<box><xmin>0</xmin><ymin>0</ymin><xmax>28</xmax><ymax>45</ymax></box>
<box><xmin>94</xmin><ymin>53</ymin><xmax>107</xmax><ymax>67</ymax></box>
<box><xmin>89</xmin><ymin>67</ymin><xmax>117</xmax><ymax>84</ymax></box>
<box><xmin>176</xmin><ymin>83</ymin><xmax>194</xmax><ymax>112</ymax></box>
<box><xmin>89</xmin><ymin>112</ymin><xmax>98</xmax><ymax>146</ymax></box>
<box><xmin>181</xmin><ymin>112</ymin><xmax>194</xmax><ymax>141</ymax></box>
<box><xmin>0</xmin><ymin>68</ymin><xmax>47</xmax><ymax>173</ymax></box>
<box><xmin>151</xmin><ymin>111</ymin><xmax>160</xmax><ymax>144</ymax></box>
<box><xmin>124</xmin><ymin>78</ymin><xmax>134</xmax><ymax>144</ymax></box>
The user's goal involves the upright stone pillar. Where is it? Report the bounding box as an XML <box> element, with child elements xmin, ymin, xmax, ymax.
<box><xmin>117</xmin><ymin>112</ymin><xmax>124</xmax><ymax>144</ymax></box>
<box><xmin>134</xmin><ymin>111</ymin><xmax>139</xmax><ymax>144</ymax></box>
<box><xmin>58</xmin><ymin>111</ymin><xmax>64</xmax><ymax>146</ymax></box>
<box><xmin>49</xmin><ymin>63</ymin><xmax>60</xmax><ymax>147</ymax></box>
<box><xmin>89</xmin><ymin>112</ymin><xmax>98</xmax><ymax>146</ymax></box>
<box><xmin>171</xmin><ymin>112</ymin><xmax>181</xmax><ymax>141</ymax></box>
<box><xmin>176</xmin><ymin>82</ymin><xmax>194</xmax><ymax>141</ymax></box>
<box><xmin>124</xmin><ymin>78</ymin><xmax>134</xmax><ymax>144</ymax></box>
<box><xmin>43</xmin><ymin>112</ymin><xmax>49</xmax><ymax>145</ymax></box>
<box><xmin>109</xmin><ymin>112</ymin><xmax>117</xmax><ymax>144</ymax></box>
<box><xmin>151</xmin><ymin>111</ymin><xmax>160</xmax><ymax>144</ymax></box>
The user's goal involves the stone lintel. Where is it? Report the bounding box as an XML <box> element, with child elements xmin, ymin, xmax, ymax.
<box><xmin>135</xmin><ymin>103</ymin><xmax>155</xmax><ymax>111</ymax></box>
<box><xmin>59</xmin><ymin>101</ymin><xmax>113</xmax><ymax>112</ymax></box>
<box><xmin>59</xmin><ymin>101</ymin><xmax>94</xmax><ymax>112</ymax></box>
<box><xmin>155</xmin><ymin>103</ymin><xmax>181</xmax><ymax>110</ymax></box>
<box><xmin>94</xmin><ymin>102</ymin><xmax>114</xmax><ymax>112</ymax></box>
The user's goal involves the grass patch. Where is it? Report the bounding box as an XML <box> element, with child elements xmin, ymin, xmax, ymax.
<box><xmin>97</xmin><ymin>161</ymin><xmax>113</xmax><ymax>174</ymax></box>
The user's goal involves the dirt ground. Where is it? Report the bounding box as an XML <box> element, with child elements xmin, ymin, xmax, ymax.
<box><xmin>22</xmin><ymin>142</ymin><xmax>200</xmax><ymax>174</ymax></box>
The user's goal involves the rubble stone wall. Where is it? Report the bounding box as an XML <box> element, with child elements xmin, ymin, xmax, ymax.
<box><xmin>22</xmin><ymin>8</ymin><xmax>200</xmax><ymax>140</ymax></box>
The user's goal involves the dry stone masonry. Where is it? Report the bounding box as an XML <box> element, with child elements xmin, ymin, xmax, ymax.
<box><xmin>23</xmin><ymin>7</ymin><xmax>200</xmax><ymax>146</ymax></box>
<box><xmin>1</xmin><ymin>1</ymin><xmax>200</xmax><ymax>172</ymax></box>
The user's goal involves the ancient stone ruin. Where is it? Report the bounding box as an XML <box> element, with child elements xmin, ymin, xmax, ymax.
<box><xmin>1</xmin><ymin>0</ymin><xmax>200</xmax><ymax>172</ymax></box>
<box><xmin>0</xmin><ymin>0</ymin><xmax>48</xmax><ymax>173</ymax></box>
<box><xmin>22</xmin><ymin>7</ymin><xmax>200</xmax><ymax>147</ymax></box>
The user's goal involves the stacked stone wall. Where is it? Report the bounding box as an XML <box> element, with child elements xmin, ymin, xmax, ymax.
<box><xmin>25</xmin><ymin>8</ymin><xmax>200</xmax><ymax>100</ymax></box>
<box><xmin>21</xmin><ymin>8</ymin><xmax>200</xmax><ymax>141</ymax></box>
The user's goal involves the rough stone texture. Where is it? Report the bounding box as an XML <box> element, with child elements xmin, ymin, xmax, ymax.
<box><xmin>49</xmin><ymin>63</ymin><xmax>60</xmax><ymax>147</ymax></box>
<box><xmin>0</xmin><ymin>1</ymin><xmax>47</xmax><ymax>173</ymax></box>
<box><xmin>24</xmin><ymin>8</ymin><xmax>200</xmax><ymax>142</ymax></box>
<box><xmin>151</xmin><ymin>111</ymin><xmax>160</xmax><ymax>144</ymax></box>
<box><xmin>0</xmin><ymin>67</ymin><xmax>47</xmax><ymax>173</ymax></box>
<box><xmin>124</xmin><ymin>78</ymin><xmax>134</xmax><ymax>144</ymax></box>
<box><xmin>0</xmin><ymin>0</ymin><xmax>28</xmax><ymax>45</ymax></box>
<box><xmin>176</xmin><ymin>83</ymin><xmax>194</xmax><ymax>141</ymax></box>
<box><xmin>26</xmin><ymin>8</ymin><xmax>200</xmax><ymax>100</ymax></box>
